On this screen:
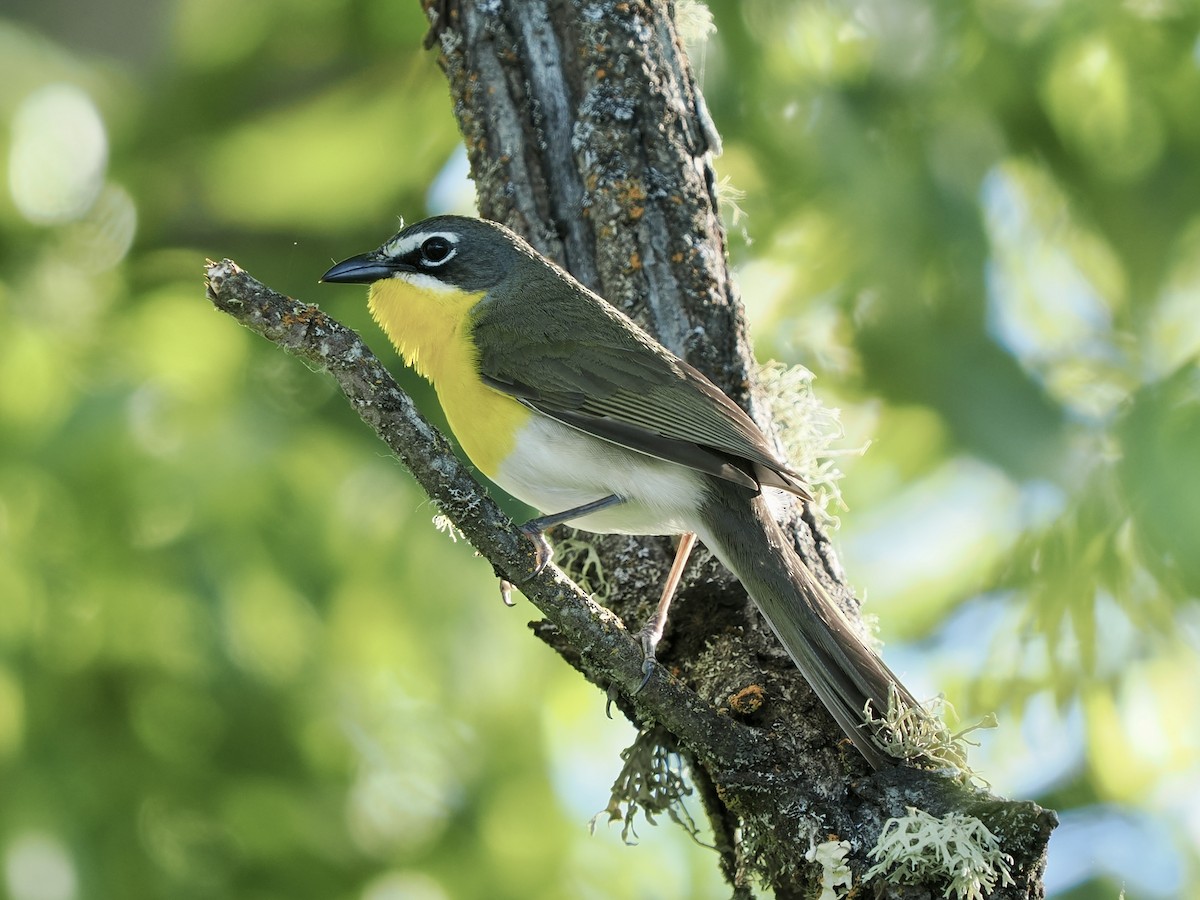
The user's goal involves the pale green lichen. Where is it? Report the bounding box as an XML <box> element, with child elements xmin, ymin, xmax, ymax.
<box><xmin>676</xmin><ymin>0</ymin><xmax>716</xmax><ymax>44</ymax></box>
<box><xmin>757</xmin><ymin>360</ymin><xmax>859</xmax><ymax>528</ymax></box>
<box><xmin>590</xmin><ymin>727</ymin><xmax>698</xmax><ymax>845</ymax></box>
<box><xmin>866</xmin><ymin>685</ymin><xmax>998</xmax><ymax>776</ymax></box>
<box><xmin>554</xmin><ymin>533</ymin><xmax>614</xmax><ymax>603</ymax></box>
<box><xmin>715</xmin><ymin>175</ymin><xmax>748</xmax><ymax>225</ymax></box>
<box><xmin>863</xmin><ymin>807</ymin><xmax>1015</xmax><ymax>900</ymax></box>
<box><xmin>432</xmin><ymin>513</ymin><xmax>464</xmax><ymax>543</ymax></box>
<box><xmin>804</xmin><ymin>838</ymin><xmax>852</xmax><ymax>900</ymax></box>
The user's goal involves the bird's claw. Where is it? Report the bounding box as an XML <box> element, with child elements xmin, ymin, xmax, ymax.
<box><xmin>605</xmin><ymin>684</ymin><xmax>619</xmax><ymax>718</ymax></box>
<box><xmin>636</xmin><ymin>657</ymin><xmax>655</xmax><ymax>694</ymax></box>
<box><xmin>498</xmin><ymin>579</ymin><xmax>516</xmax><ymax>607</ymax></box>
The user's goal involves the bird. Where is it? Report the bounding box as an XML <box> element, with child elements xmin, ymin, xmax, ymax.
<box><xmin>321</xmin><ymin>214</ymin><xmax>918</xmax><ymax>768</ymax></box>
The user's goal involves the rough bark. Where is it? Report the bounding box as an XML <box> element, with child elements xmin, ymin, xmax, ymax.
<box><xmin>204</xmin><ymin>0</ymin><xmax>1057</xmax><ymax>895</ymax></box>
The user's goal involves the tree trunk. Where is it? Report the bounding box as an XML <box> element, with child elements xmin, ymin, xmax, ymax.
<box><xmin>422</xmin><ymin>0</ymin><xmax>1055</xmax><ymax>896</ymax></box>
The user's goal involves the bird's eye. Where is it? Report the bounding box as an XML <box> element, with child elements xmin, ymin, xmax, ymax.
<box><xmin>420</xmin><ymin>236</ymin><xmax>454</xmax><ymax>265</ymax></box>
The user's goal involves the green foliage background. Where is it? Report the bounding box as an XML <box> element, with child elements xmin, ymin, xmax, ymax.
<box><xmin>1</xmin><ymin>0</ymin><xmax>1197</xmax><ymax>897</ymax></box>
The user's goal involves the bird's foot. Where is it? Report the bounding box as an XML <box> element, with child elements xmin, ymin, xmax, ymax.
<box><xmin>494</xmin><ymin>524</ymin><xmax>552</xmax><ymax>605</ymax></box>
<box><xmin>633</xmin><ymin>617</ymin><xmax>663</xmax><ymax>694</ymax></box>
<box><xmin>517</xmin><ymin>522</ymin><xmax>554</xmax><ymax>574</ymax></box>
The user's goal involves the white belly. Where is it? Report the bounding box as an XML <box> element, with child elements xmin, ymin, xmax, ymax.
<box><xmin>494</xmin><ymin>413</ymin><xmax>706</xmax><ymax>535</ymax></box>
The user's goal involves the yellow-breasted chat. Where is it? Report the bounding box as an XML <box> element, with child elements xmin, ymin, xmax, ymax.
<box><xmin>321</xmin><ymin>215</ymin><xmax>917</xmax><ymax>768</ymax></box>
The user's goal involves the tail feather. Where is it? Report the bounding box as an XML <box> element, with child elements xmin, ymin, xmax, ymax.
<box><xmin>695</xmin><ymin>480</ymin><xmax>918</xmax><ymax>769</ymax></box>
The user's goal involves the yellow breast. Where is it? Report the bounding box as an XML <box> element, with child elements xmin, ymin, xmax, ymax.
<box><xmin>367</xmin><ymin>278</ymin><xmax>531</xmax><ymax>477</ymax></box>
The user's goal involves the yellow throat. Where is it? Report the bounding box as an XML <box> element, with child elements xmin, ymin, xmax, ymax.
<box><xmin>367</xmin><ymin>278</ymin><xmax>530</xmax><ymax>477</ymax></box>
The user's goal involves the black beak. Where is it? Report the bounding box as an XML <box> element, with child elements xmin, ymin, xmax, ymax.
<box><xmin>320</xmin><ymin>252</ymin><xmax>400</xmax><ymax>284</ymax></box>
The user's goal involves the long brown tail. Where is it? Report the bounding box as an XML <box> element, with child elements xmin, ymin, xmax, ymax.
<box><xmin>695</xmin><ymin>479</ymin><xmax>918</xmax><ymax>769</ymax></box>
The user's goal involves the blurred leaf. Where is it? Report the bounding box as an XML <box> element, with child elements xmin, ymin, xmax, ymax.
<box><xmin>1117</xmin><ymin>362</ymin><xmax>1200</xmax><ymax>597</ymax></box>
<box><xmin>2</xmin><ymin>0</ymin><xmax>1199</xmax><ymax>897</ymax></box>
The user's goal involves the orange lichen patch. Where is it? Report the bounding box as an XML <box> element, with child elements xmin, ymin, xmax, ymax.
<box><xmin>728</xmin><ymin>684</ymin><xmax>765</xmax><ymax>715</ymax></box>
<box><xmin>629</xmin><ymin>250</ymin><xmax>642</xmax><ymax>271</ymax></box>
<box><xmin>612</xmin><ymin>177</ymin><xmax>647</xmax><ymax>221</ymax></box>
<box><xmin>671</xmin><ymin>252</ymin><xmax>685</xmax><ymax>264</ymax></box>
<box><xmin>620</xmin><ymin>179</ymin><xmax>647</xmax><ymax>203</ymax></box>
<box><xmin>281</xmin><ymin>306</ymin><xmax>322</xmax><ymax>328</ymax></box>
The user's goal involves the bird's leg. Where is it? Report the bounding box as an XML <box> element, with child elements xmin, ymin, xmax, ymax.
<box><xmin>518</xmin><ymin>494</ymin><xmax>626</xmax><ymax>571</ymax></box>
<box><xmin>635</xmin><ymin>531</ymin><xmax>697</xmax><ymax>692</ymax></box>
<box><xmin>497</xmin><ymin>494</ymin><xmax>626</xmax><ymax>603</ymax></box>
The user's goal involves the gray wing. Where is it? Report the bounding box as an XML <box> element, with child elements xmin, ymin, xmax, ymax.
<box><xmin>471</xmin><ymin>281</ymin><xmax>810</xmax><ymax>498</ymax></box>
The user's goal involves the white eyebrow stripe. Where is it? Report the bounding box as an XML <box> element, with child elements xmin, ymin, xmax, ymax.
<box><xmin>382</xmin><ymin>230</ymin><xmax>460</xmax><ymax>259</ymax></box>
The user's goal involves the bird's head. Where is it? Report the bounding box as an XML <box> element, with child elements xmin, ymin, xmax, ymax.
<box><xmin>321</xmin><ymin>215</ymin><xmax>530</xmax><ymax>295</ymax></box>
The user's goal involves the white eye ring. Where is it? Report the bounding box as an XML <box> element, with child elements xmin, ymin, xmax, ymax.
<box><xmin>419</xmin><ymin>235</ymin><xmax>457</xmax><ymax>266</ymax></box>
